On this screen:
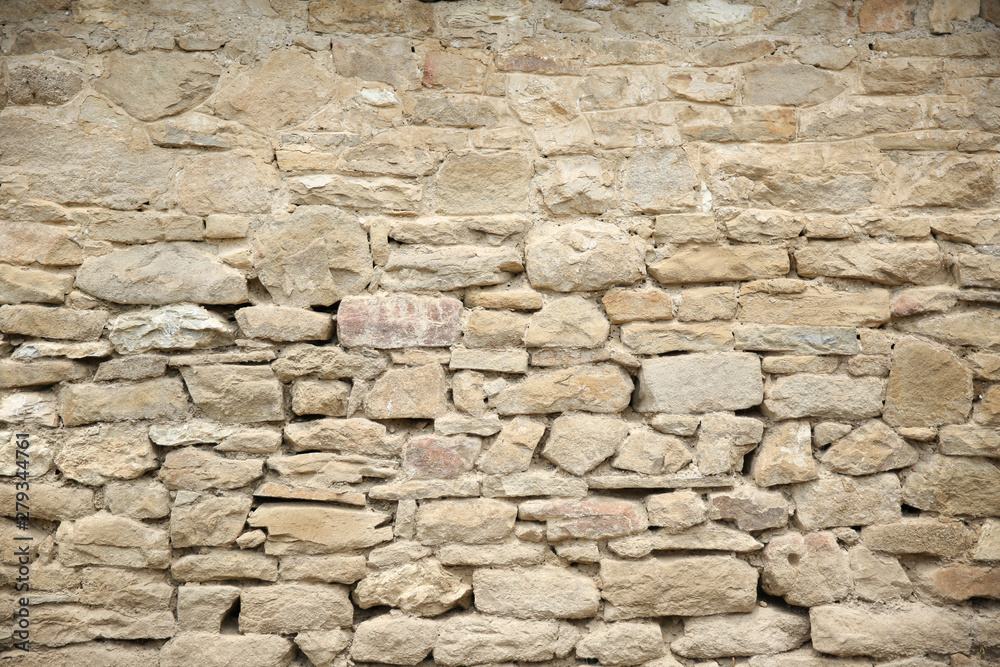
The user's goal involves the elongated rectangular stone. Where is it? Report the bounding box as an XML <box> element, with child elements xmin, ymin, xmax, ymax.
<box><xmin>450</xmin><ymin>347</ymin><xmax>529</xmax><ymax>373</ymax></box>
<box><xmin>337</xmin><ymin>294</ymin><xmax>462</xmax><ymax>348</ymax></box>
<box><xmin>634</xmin><ymin>353</ymin><xmax>763</xmax><ymax>414</ymax></box>
<box><xmin>0</xmin><ymin>305</ymin><xmax>108</xmax><ymax>341</ymax></box>
<box><xmin>600</xmin><ymin>555</ymin><xmax>757</xmax><ymax>619</ymax></box>
<box><xmin>621</xmin><ymin>322</ymin><xmax>733</xmax><ymax>354</ymax></box>
<box><xmin>649</xmin><ymin>246</ymin><xmax>789</xmax><ymax>284</ymax></box>
<box><xmin>734</xmin><ymin>324</ymin><xmax>858</xmax><ymax>355</ymax></box>
<box><xmin>763</xmin><ymin>374</ymin><xmax>884</xmax><ymax>420</ymax></box>
<box><xmin>59</xmin><ymin>377</ymin><xmax>190</xmax><ymax>426</ymax></box>
<box><xmin>739</xmin><ymin>285</ymin><xmax>890</xmax><ymax>327</ymax></box>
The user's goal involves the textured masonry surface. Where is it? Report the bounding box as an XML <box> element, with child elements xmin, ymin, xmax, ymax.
<box><xmin>0</xmin><ymin>0</ymin><xmax>999</xmax><ymax>665</ymax></box>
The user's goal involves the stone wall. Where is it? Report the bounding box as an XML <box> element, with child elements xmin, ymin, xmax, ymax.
<box><xmin>0</xmin><ymin>0</ymin><xmax>999</xmax><ymax>665</ymax></box>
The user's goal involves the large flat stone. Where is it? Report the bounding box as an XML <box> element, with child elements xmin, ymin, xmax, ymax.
<box><xmin>634</xmin><ymin>353</ymin><xmax>763</xmax><ymax>414</ymax></box>
<box><xmin>524</xmin><ymin>220</ymin><xmax>645</xmax><ymax>292</ymax></box>
<box><xmin>763</xmin><ymin>374</ymin><xmax>885</xmax><ymax>420</ymax></box>
<box><xmin>58</xmin><ymin>377</ymin><xmax>190</xmax><ymax>426</ymax></box>
<box><xmin>883</xmin><ymin>338</ymin><xmax>972</xmax><ymax>428</ymax></box>
<box><xmin>248</xmin><ymin>502</ymin><xmax>392</xmax><ymax>554</ymax></box>
<box><xmin>76</xmin><ymin>243</ymin><xmax>247</xmax><ymax>305</ymax></box>
<box><xmin>492</xmin><ymin>364</ymin><xmax>634</xmax><ymax>415</ymax></box>
<box><xmin>810</xmin><ymin>603</ymin><xmax>970</xmax><ymax>659</ymax></box>
<box><xmin>600</xmin><ymin>555</ymin><xmax>757</xmax><ymax>619</ymax></box>
<box><xmin>791</xmin><ymin>473</ymin><xmax>902</xmax><ymax>530</ymax></box>
<box><xmin>473</xmin><ymin>566</ymin><xmax>600</xmax><ymax>619</ymax></box>
<box><xmin>181</xmin><ymin>365</ymin><xmax>284</xmax><ymax>423</ymax></box>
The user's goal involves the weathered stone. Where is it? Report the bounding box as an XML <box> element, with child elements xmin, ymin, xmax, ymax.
<box><xmin>973</xmin><ymin>519</ymin><xmax>1000</xmax><ymax>561</ymax></box>
<box><xmin>363</xmin><ymin>363</ymin><xmax>448</xmax><ymax>418</ymax></box>
<box><xmin>13</xmin><ymin>340</ymin><xmax>113</xmax><ymax>360</ymax></box>
<box><xmin>612</xmin><ymin>428</ymin><xmax>692</xmax><ymax>475</ymax></box>
<box><xmin>404</xmin><ymin>435</ymin><xmax>481</xmax><ymax>479</ymax></box>
<box><xmin>434</xmin><ymin>614</ymin><xmax>579</xmax><ymax>666</ymax></box>
<box><xmin>477</xmin><ymin>417</ymin><xmax>546</xmax><ymax>474</ymax></box>
<box><xmin>474</xmin><ymin>566</ymin><xmax>599</xmax><ymax>619</ymax></box>
<box><xmin>520</xmin><ymin>497</ymin><xmax>649</xmax><ymax>541</ymax></box>
<box><xmin>177</xmin><ymin>151</ymin><xmax>277</xmax><ymax>216</ymax></box>
<box><xmin>171</xmin><ymin>551</ymin><xmax>279</xmax><ymax>582</ymax></box>
<box><xmin>913</xmin><ymin>563</ymin><xmax>1000</xmax><ymax>601</ymax></box>
<box><xmin>859</xmin><ymin>0</ymin><xmax>918</xmax><ymax>32</ymax></box>
<box><xmin>0</xmin><ymin>264</ymin><xmax>74</xmax><ymax>304</ymax></box>
<box><xmin>862</xmin><ymin>518</ymin><xmax>969</xmax><ymax>558</ymax></box>
<box><xmin>734</xmin><ymin>325</ymin><xmax>858</xmax><ymax>355</ymax></box>
<box><xmin>821</xmin><ymin>420</ymin><xmax>918</xmax><ymax>475</ymax></box>
<box><xmin>351</xmin><ymin>613</ymin><xmax>439</xmax><ymax>665</ymax></box>
<box><xmin>849</xmin><ymin>545</ymin><xmax>912</xmax><ymax>602</ymax></box>
<box><xmin>672</xmin><ymin>605</ymin><xmax>811</xmax><ymax>658</ymax></box>
<box><xmin>59</xmin><ymin>377</ymin><xmax>189</xmax><ymax>426</ymax></box>
<box><xmin>650</xmin><ymin>246</ymin><xmax>790</xmax><ymax>284</ymax></box>
<box><xmin>622</xmin><ymin>148</ymin><xmax>701</xmax><ymax>213</ymax></box>
<box><xmin>0</xmin><ymin>481</ymin><xmax>92</xmax><ymax>521</ymax></box>
<box><xmin>940</xmin><ymin>424</ymin><xmax>1000</xmax><ymax>457</ymax></box>
<box><xmin>284</xmin><ymin>418</ymin><xmax>397</xmax><ymax>457</ymax></box>
<box><xmin>708</xmin><ymin>485</ymin><xmax>792</xmax><ymax>531</ymax></box>
<box><xmin>369</xmin><ymin>475</ymin><xmax>482</xmax><ymax>501</ymax></box>
<box><xmin>601</xmin><ymin>555</ymin><xmax>757</xmax><ymax>619</ymax></box>
<box><xmin>898</xmin><ymin>309</ymin><xmax>1000</xmax><ymax>348</ymax></box>
<box><xmin>240</xmin><ymin>583</ymin><xmax>352</xmax><ymax>633</ymax></box>
<box><xmin>57</xmin><ymin>424</ymin><xmax>157</xmax><ymax>485</ymax></box>
<box><xmin>56</xmin><ymin>512</ymin><xmax>171</xmax><ymax>569</ymax></box>
<box><xmin>635</xmin><ymin>353</ymin><xmax>763</xmax><ymax>414</ymax></box>
<box><xmin>465</xmin><ymin>289</ymin><xmax>542</xmax><ymax>311</ymax></box>
<box><xmin>0</xmin><ymin>221</ymin><xmax>81</xmax><ymax>266</ymax></box>
<box><xmin>493</xmin><ymin>364</ymin><xmax>634</xmax><ymax>415</ymax></box>
<box><xmin>355</xmin><ymin>559</ymin><xmax>470</xmax><ymax>616</ymax></box>
<box><xmin>884</xmin><ymin>338</ymin><xmax>972</xmax><ymax>428</ymax></box>
<box><xmin>211</xmin><ymin>49</ymin><xmax>338</xmax><ymax>131</ymax></box>
<box><xmin>159</xmin><ymin>448</ymin><xmax>263</xmax><ymax>491</ymax></box>
<box><xmin>181</xmin><ymin>365</ymin><xmax>283</xmax><ymax>423</ymax></box>
<box><xmin>0</xmin><ymin>359</ymin><xmax>89</xmax><ymax>388</ymax></box>
<box><xmin>792</xmin><ymin>474</ymin><xmax>902</xmax><ymax>530</ymax></box>
<box><xmin>763</xmin><ymin>531</ymin><xmax>851</xmax><ymax>606</ymax></box>
<box><xmin>161</xmin><ymin>633</ymin><xmax>295</xmax><ymax>667</ymax></box>
<box><xmin>177</xmin><ymin>585</ymin><xmax>240</xmax><ymax>632</ymax></box>
<box><xmin>435</xmin><ymin>152</ymin><xmax>532</xmax><ymax>214</ymax></box>
<box><xmin>575</xmin><ymin>622</ymin><xmax>664</xmax><ymax>667</ymax></box>
<box><xmin>251</xmin><ymin>206</ymin><xmax>372</xmax><ymax>307</ymax></box>
<box><xmin>621</xmin><ymin>322</ymin><xmax>733</xmax><ymax>354</ymax></box>
<box><xmin>416</xmin><ymin>498</ymin><xmax>516</xmax><ymax>545</ymax></box>
<box><xmin>278</xmin><ymin>555</ymin><xmax>367</xmax><ymax>584</ymax></box>
<box><xmin>696</xmin><ymin>413</ymin><xmax>764</xmax><ymax>476</ymax></box>
<box><xmin>450</xmin><ymin>348</ymin><xmax>528</xmax><ymax>374</ymax></box>
<box><xmin>108</xmin><ymin>305</ymin><xmax>234</xmax><ymax>354</ymax></box>
<box><xmin>524</xmin><ymin>221</ymin><xmax>645</xmax><ymax>292</ymax></box>
<box><xmin>104</xmin><ymin>479</ymin><xmax>171</xmax><ymax>519</ymax></box>
<box><xmin>289</xmin><ymin>379</ymin><xmax>349</xmax><ymax>417</ymax></box>
<box><xmin>483</xmin><ymin>471</ymin><xmax>589</xmax><ymax>498</ymax></box>
<box><xmin>810</xmin><ymin>603</ymin><xmax>970</xmax><ymax>659</ymax></box>
<box><xmin>236</xmin><ymin>306</ymin><xmax>332</xmax><ymax>342</ymax></box>
<box><xmin>0</xmin><ymin>305</ymin><xmax>106</xmax><ymax>341</ymax></box>
<box><xmin>170</xmin><ymin>493</ymin><xmax>251</xmax><ymax>548</ymax></box>
<box><xmin>603</xmin><ymin>288</ymin><xmax>673</xmax><ymax>324</ymax></box>
<box><xmin>609</xmin><ymin>521</ymin><xmax>762</xmax><ymax>557</ymax></box>
<box><xmin>764</xmin><ymin>374</ymin><xmax>885</xmax><ymax>420</ymax></box>
<box><xmin>0</xmin><ymin>105</ymin><xmax>175</xmax><ymax>210</ymax></box>
<box><xmin>674</xmin><ymin>286</ymin><xmax>737</xmax><ymax>323</ymax></box>
<box><xmin>382</xmin><ymin>245</ymin><xmax>523</xmax><ymax>291</ymax></box>
<box><xmin>0</xmin><ymin>391</ymin><xmax>58</xmax><ymax>426</ymax></box>
<box><xmin>902</xmin><ymin>454</ymin><xmax>1000</xmax><ymax>516</ymax></box>
<box><xmin>542</xmin><ymin>414</ymin><xmax>628</xmax><ymax>476</ymax></box>
<box><xmin>525</xmin><ymin>297</ymin><xmax>609</xmax><ymax>349</ymax></box>
<box><xmin>76</xmin><ymin>243</ymin><xmax>247</xmax><ymax>305</ymax></box>
<box><xmin>739</xmin><ymin>285</ymin><xmax>891</xmax><ymax>327</ymax></box>
<box><xmin>338</xmin><ymin>294</ymin><xmax>461</xmax><ymax>348</ymax></box>
<box><xmin>248</xmin><ymin>502</ymin><xmax>391</xmax><ymax>554</ymax></box>
<box><xmin>95</xmin><ymin>50</ymin><xmax>219</xmax><ymax>121</ymax></box>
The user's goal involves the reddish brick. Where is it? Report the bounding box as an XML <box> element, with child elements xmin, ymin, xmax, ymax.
<box><xmin>337</xmin><ymin>294</ymin><xmax>462</xmax><ymax>349</ymax></box>
<box><xmin>403</xmin><ymin>435</ymin><xmax>481</xmax><ymax>479</ymax></box>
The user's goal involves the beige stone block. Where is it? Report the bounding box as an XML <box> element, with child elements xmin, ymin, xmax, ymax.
<box><xmin>171</xmin><ymin>551</ymin><xmax>279</xmax><ymax>582</ymax></box>
<box><xmin>434</xmin><ymin>614</ymin><xmax>579</xmax><ymax>666</ymax></box>
<box><xmin>600</xmin><ymin>555</ymin><xmax>757</xmax><ymax>619</ymax></box>
<box><xmin>884</xmin><ymin>338</ymin><xmax>972</xmax><ymax>428</ymax></box>
<box><xmin>0</xmin><ymin>305</ymin><xmax>107</xmax><ymax>341</ymax></box>
<box><xmin>366</xmin><ymin>363</ymin><xmax>448</xmax><ymax>419</ymax></box>
<box><xmin>236</xmin><ymin>305</ymin><xmax>332</xmax><ymax>342</ymax></box>
<box><xmin>351</xmin><ymin>613</ymin><xmax>439</xmax><ymax>665</ymax></box>
<box><xmin>650</xmin><ymin>245</ymin><xmax>789</xmax><ymax>284</ymax></box>
<box><xmin>525</xmin><ymin>221</ymin><xmax>645</xmax><ymax>292</ymax></box>
<box><xmin>672</xmin><ymin>605</ymin><xmax>811</xmax><ymax>658</ymax></box>
<box><xmin>161</xmin><ymin>633</ymin><xmax>295</xmax><ymax>667</ymax></box>
<box><xmin>59</xmin><ymin>377</ymin><xmax>190</xmax><ymax>426</ymax></box>
<box><xmin>764</xmin><ymin>374</ymin><xmax>885</xmax><ymax>420</ymax></box>
<box><xmin>291</xmin><ymin>379</ymin><xmax>349</xmax><ymax>417</ymax></box>
<box><xmin>612</xmin><ymin>428</ymin><xmax>692</xmax><ymax>475</ymax></box>
<box><xmin>473</xmin><ymin>566</ymin><xmax>600</xmax><ymax>619</ymax></box>
<box><xmin>810</xmin><ymin>603</ymin><xmax>970</xmax><ymax>659</ymax></box>
<box><xmin>159</xmin><ymin>448</ymin><xmax>263</xmax><ymax>491</ymax></box>
<box><xmin>354</xmin><ymin>559</ymin><xmax>470</xmax><ymax>616</ymax></box>
<box><xmin>181</xmin><ymin>364</ymin><xmax>284</xmax><ymax>423</ymax></box>
<box><xmin>240</xmin><ymin>583</ymin><xmax>352</xmax><ymax>633</ymax></box>
<box><xmin>492</xmin><ymin>364</ymin><xmax>633</xmax><ymax>415</ymax></box>
<box><xmin>902</xmin><ymin>454</ymin><xmax>1000</xmax><ymax>516</ymax></box>
<box><xmin>0</xmin><ymin>264</ymin><xmax>75</xmax><ymax>304</ymax></box>
<box><xmin>762</xmin><ymin>531</ymin><xmax>850</xmax><ymax>606</ymax></box>
<box><xmin>861</xmin><ymin>518</ymin><xmax>969</xmax><ymax>558</ymax></box>
<box><xmin>635</xmin><ymin>352</ymin><xmax>763</xmax><ymax>414</ymax></box>
<box><xmin>248</xmin><ymin>502</ymin><xmax>392</xmax><ymax>554</ymax></box>
<box><xmin>821</xmin><ymin>420</ymin><xmax>918</xmax><ymax>475</ymax></box>
<box><xmin>542</xmin><ymin>414</ymin><xmax>628</xmax><ymax>476</ymax></box>
<box><xmin>792</xmin><ymin>474</ymin><xmax>902</xmax><ymax>531</ymax></box>
<box><xmin>622</xmin><ymin>322</ymin><xmax>733</xmax><ymax>354</ymax></box>
<box><xmin>177</xmin><ymin>584</ymin><xmax>240</xmax><ymax>632</ymax></box>
<box><xmin>739</xmin><ymin>284</ymin><xmax>890</xmax><ymax>327</ymax></box>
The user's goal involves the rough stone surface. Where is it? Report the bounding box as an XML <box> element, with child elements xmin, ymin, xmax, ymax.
<box><xmin>635</xmin><ymin>353</ymin><xmax>763</xmax><ymax>414</ymax></box>
<box><xmin>600</xmin><ymin>556</ymin><xmax>758</xmax><ymax>619</ymax></box>
<box><xmin>0</xmin><ymin>5</ymin><xmax>991</xmax><ymax>663</ymax></box>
